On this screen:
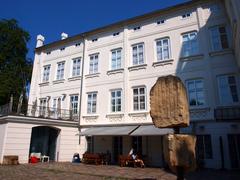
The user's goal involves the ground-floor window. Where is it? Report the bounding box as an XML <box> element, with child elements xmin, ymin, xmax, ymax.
<box><xmin>113</xmin><ymin>136</ymin><xmax>122</xmax><ymax>163</ymax></box>
<box><xmin>86</xmin><ymin>136</ymin><xmax>94</xmax><ymax>153</ymax></box>
<box><xmin>196</xmin><ymin>134</ymin><xmax>213</xmax><ymax>159</ymax></box>
<box><xmin>132</xmin><ymin>136</ymin><xmax>142</xmax><ymax>155</ymax></box>
<box><xmin>228</xmin><ymin>134</ymin><xmax>240</xmax><ymax>168</ymax></box>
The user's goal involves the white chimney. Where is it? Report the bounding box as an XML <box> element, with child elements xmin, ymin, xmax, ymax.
<box><xmin>61</xmin><ymin>32</ymin><xmax>68</xmax><ymax>40</ymax></box>
<box><xmin>36</xmin><ymin>34</ymin><xmax>45</xmax><ymax>48</ymax></box>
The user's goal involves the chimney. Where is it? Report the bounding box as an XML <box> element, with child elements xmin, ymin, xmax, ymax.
<box><xmin>61</xmin><ymin>32</ymin><xmax>68</xmax><ymax>40</ymax></box>
<box><xmin>36</xmin><ymin>34</ymin><xmax>45</xmax><ymax>48</ymax></box>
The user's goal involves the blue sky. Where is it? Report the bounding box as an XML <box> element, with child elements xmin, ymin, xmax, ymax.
<box><xmin>0</xmin><ymin>0</ymin><xmax>189</xmax><ymax>60</ymax></box>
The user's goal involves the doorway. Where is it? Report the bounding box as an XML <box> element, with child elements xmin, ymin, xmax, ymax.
<box><xmin>112</xmin><ymin>136</ymin><xmax>122</xmax><ymax>163</ymax></box>
<box><xmin>228</xmin><ymin>134</ymin><xmax>240</xmax><ymax>168</ymax></box>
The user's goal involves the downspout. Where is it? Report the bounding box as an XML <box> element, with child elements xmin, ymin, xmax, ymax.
<box><xmin>78</xmin><ymin>34</ymin><xmax>86</xmax><ymax>144</ymax></box>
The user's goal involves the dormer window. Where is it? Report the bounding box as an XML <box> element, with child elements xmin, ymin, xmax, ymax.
<box><xmin>182</xmin><ymin>12</ymin><xmax>192</xmax><ymax>19</ymax></box>
<box><xmin>133</xmin><ymin>26</ymin><xmax>141</xmax><ymax>31</ymax></box>
<box><xmin>60</xmin><ymin>47</ymin><xmax>65</xmax><ymax>51</ymax></box>
<box><xmin>46</xmin><ymin>51</ymin><xmax>51</xmax><ymax>55</ymax></box>
<box><xmin>157</xmin><ymin>19</ymin><xmax>165</xmax><ymax>25</ymax></box>
<box><xmin>75</xmin><ymin>43</ymin><xmax>81</xmax><ymax>47</ymax></box>
<box><xmin>113</xmin><ymin>32</ymin><xmax>120</xmax><ymax>36</ymax></box>
<box><xmin>92</xmin><ymin>38</ymin><xmax>98</xmax><ymax>42</ymax></box>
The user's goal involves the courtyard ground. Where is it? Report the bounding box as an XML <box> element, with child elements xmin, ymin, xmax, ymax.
<box><xmin>0</xmin><ymin>162</ymin><xmax>239</xmax><ymax>180</ymax></box>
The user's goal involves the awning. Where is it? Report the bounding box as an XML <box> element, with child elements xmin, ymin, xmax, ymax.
<box><xmin>79</xmin><ymin>126</ymin><xmax>138</xmax><ymax>136</ymax></box>
<box><xmin>130</xmin><ymin>125</ymin><xmax>173</xmax><ymax>136</ymax></box>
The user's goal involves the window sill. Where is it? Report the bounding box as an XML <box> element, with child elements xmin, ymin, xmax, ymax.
<box><xmin>209</xmin><ymin>49</ymin><xmax>233</xmax><ymax>57</ymax></box>
<box><xmin>106</xmin><ymin>113</ymin><xmax>124</xmax><ymax>118</ymax></box>
<box><xmin>53</xmin><ymin>79</ymin><xmax>65</xmax><ymax>84</ymax></box>
<box><xmin>85</xmin><ymin>73</ymin><xmax>100</xmax><ymax>79</ymax></box>
<box><xmin>82</xmin><ymin>114</ymin><xmax>99</xmax><ymax>118</ymax></box>
<box><xmin>128</xmin><ymin>111</ymin><xmax>148</xmax><ymax>117</ymax></box>
<box><xmin>68</xmin><ymin>76</ymin><xmax>82</xmax><ymax>81</ymax></box>
<box><xmin>128</xmin><ymin>64</ymin><xmax>147</xmax><ymax>71</ymax></box>
<box><xmin>180</xmin><ymin>54</ymin><xmax>204</xmax><ymax>61</ymax></box>
<box><xmin>39</xmin><ymin>82</ymin><xmax>49</xmax><ymax>87</ymax></box>
<box><xmin>107</xmin><ymin>68</ymin><xmax>124</xmax><ymax>75</ymax></box>
<box><xmin>152</xmin><ymin>59</ymin><xmax>174</xmax><ymax>67</ymax></box>
<box><xmin>189</xmin><ymin>107</ymin><xmax>211</xmax><ymax>112</ymax></box>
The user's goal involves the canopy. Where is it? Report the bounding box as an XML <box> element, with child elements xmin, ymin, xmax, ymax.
<box><xmin>130</xmin><ymin>125</ymin><xmax>173</xmax><ymax>136</ymax></box>
<box><xmin>79</xmin><ymin>125</ymin><xmax>138</xmax><ymax>136</ymax></box>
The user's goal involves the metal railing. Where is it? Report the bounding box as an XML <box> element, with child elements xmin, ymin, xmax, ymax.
<box><xmin>0</xmin><ymin>103</ymin><xmax>78</xmax><ymax>121</ymax></box>
<box><xmin>214</xmin><ymin>106</ymin><xmax>240</xmax><ymax>121</ymax></box>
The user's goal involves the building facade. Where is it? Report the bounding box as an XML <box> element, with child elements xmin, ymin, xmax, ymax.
<box><xmin>0</xmin><ymin>0</ymin><xmax>240</xmax><ymax>169</ymax></box>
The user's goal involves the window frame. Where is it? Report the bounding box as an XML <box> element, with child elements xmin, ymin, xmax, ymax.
<box><xmin>155</xmin><ymin>37</ymin><xmax>171</xmax><ymax>61</ymax></box>
<box><xmin>133</xmin><ymin>86</ymin><xmax>147</xmax><ymax>111</ymax></box>
<box><xmin>89</xmin><ymin>54</ymin><xmax>99</xmax><ymax>74</ymax></box>
<box><xmin>111</xmin><ymin>48</ymin><xmax>122</xmax><ymax>70</ymax></box>
<box><xmin>56</xmin><ymin>61</ymin><xmax>65</xmax><ymax>80</ymax></box>
<box><xmin>196</xmin><ymin>134</ymin><xmax>213</xmax><ymax>159</ymax></box>
<box><xmin>132</xmin><ymin>43</ymin><xmax>145</xmax><ymax>66</ymax></box>
<box><xmin>72</xmin><ymin>58</ymin><xmax>81</xmax><ymax>77</ymax></box>
<box><xmin>87</xmin><ymin>92</ymin><xmax>97</xmax><ymax>114</ymax></box>
<box><xmin>110</xmin><ymin>89</ymin><xmax>122</xmax><ymax>113</ymax></box>
<box><xmin>181</xmin><ymin>31</ymin><xmax>199</xmax><ymax>57</ymax></box>
<box><xmin>42</xmin><ymin>65</ymin><xmax>51</xmax><ymax>83</ymax></box>
<box><xmin>70</xmin><ymin>94</ymin><xmax>79</xmax><ymax>115</ymax></box>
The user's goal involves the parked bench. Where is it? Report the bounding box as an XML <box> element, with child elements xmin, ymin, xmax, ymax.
<box><xmin>82</xmin><ymin>153</ymin><xmax>103</xmax><ymax>165</ymax></box>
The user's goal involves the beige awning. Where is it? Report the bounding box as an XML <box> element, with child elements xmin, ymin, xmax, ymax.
<box><xmin>130</xmin><ymin>125</ymin><xmax>173</xmax><ymax>136</ymax></box>
<box><xmin>79</xmin><ymin>126</ymin><xmax>139</xmax><ymax>136</ymax></box>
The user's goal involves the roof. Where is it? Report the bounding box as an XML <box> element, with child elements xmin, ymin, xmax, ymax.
<box><xmin>35</xmin><ymin>0</ymin><xmax>206</xmax><ymax>52</ymax></box>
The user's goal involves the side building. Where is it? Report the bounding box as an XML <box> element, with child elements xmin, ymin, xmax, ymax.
<box><xmin>0</xmin><ymin>0</ymin><xmax>239</xmax><ymax>169</ymax></box>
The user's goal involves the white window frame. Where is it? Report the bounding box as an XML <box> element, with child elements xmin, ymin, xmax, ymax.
<box><xmin>209</xmin><ymin>25</ymin><xmax>229</xmax><ymax>52</ymax></box>
<box><xmin>217</xmin><ymin>74</ymin><xmax>239</xmax><ymax>105</ymax></box>
<box><xmin>89</xmin><ymin>54</ymin><xmax>99</xmax><ymax>74</ymax></box>
<box><xmin>70</xmin><ymin>95</ymin><xmax>79</xmax><ymax>115</ymax></box>
<box><xmin>56</xmin><ymin>62</ymin><xmax>65</xmax><ymax>80</ymax></box>
<box><xmin>42</xmin><ymin>65</ymin><xmax>51</xmax><ymax>82</ymax></box>
<box><xmin>72</xmin><ymin>58</ymin><xmax>81</xmax><ymax>77</ymax></box>
<box><xmin>110</xmin><ymin>89</ymin><xmax>122</xmax><ymax>112</ymax></box>
<box><xmin>133</xmin><ymin>86</ymin><xmax>146</xmax><ymax>111</ymax></box>
<box><xmin>87</xmin><ymin>92</ymin><xmax>97</xmax><ymax>114</ymax></box>
<box><xmin>181</xmin><ymin>31</ymin><xmax>199</xmax><ymax>57</ymax></box>
<box><xmin>132</xmin><ymin>43</ymin><xmax>144</xmax><ymax>66</ymax></box>
<box><xmin>186</xmin><ymin>79</ymin><xmax>205</xmax><ymax>107</ymax></box>
<box><xmin>156</xmin><ymin>37</ymin><xmax>171</xmax><ymax>61</ymax></box>
<box><xmin>111</xmin><ymin>49</ymin><xmax>122</xmax><ymax>70</ymax></box>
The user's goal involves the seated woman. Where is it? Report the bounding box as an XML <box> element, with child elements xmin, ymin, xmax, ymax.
<box><xmin>131</xmin><ymin>152</ymin><xmax>145</xmax><ymax>168</ymax></box>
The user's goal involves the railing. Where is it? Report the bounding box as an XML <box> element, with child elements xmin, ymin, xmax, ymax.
<box><xmin>214</xmin><ymin>106</ymin><xmax>240</xmax><ymax>121</ymax></box>
<box><xmin>0</xmin><ymin>104</ymin><xmax>78</xmax><ymax>121</ymax></box>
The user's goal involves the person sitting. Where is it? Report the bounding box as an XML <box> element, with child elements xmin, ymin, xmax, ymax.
<box><xmin>131</xmin><ymin>151</ymin><xmax>145</xmax><ymax>168</ymax></box>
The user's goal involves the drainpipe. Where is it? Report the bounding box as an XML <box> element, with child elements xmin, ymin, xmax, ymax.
<box><xmin>78</xmin><ymin>35</ymin><xmax>86</xmax><ymax>144</ymax></box>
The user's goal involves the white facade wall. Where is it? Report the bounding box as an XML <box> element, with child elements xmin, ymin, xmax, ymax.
<box><xmin>0</xmin><ymin>123</ymin><xmax>7</xmax><ymax>163</ymax></box>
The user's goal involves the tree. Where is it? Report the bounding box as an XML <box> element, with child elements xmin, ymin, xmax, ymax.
<box><xmin>0</xmin><ymin>19</ymin><xmax>32</xmax><ymax>107</ymax></box>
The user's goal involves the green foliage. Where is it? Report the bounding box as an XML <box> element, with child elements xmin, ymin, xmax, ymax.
<box><xmin>0</xmin><ymin>19</ymin><xmax>32</xmax><ymax>105</ymax></box>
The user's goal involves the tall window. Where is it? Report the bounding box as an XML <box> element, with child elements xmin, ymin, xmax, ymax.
<box><xmin>133</xmin><ymin>87</ymin><xmax>146</xmax><ymax>111</ymax></box>
<box><xmin>156</xmin><ymin>38</ymin><xmax>171</xmax><ymax>61</ymax></box>
<box><xmin>72</xmin><ymin>58</ymin><xmax>81</xmax><ymax>77</ymax></box>
<box><xmin>42</xmin><ymin>65</ymin><xmax>50</xmax><ymax>82</ymax></box>
<box><xmin>186</xmin><ymin>79</ymin><xmax>205</xmax><ymax>106</ymax></box>
<box><xmin>70</xmin><ymin>95</ymin><xmax>79</xmax><ymax>114</ymax></box>
<box><xmin>210</xmin><ymin>26</ymin><xmax>229</xmax><ymax>51</ymax></box>
<box><xmin>111</xmin><ymin>90</ymin><xmax>122</xmax><ymax>112</ymax></box>
<box><xmin>196</xmin><ymin>135</ymin><xmax>213</xmax><ymax>159</ymax></box>
<box><xmin>132</xmin><ymin>44</ymin><xmax>144</xmax><ymax>65</ymax></box>
<box><xmin>40</xmin><ymin>98</ymin><xmax>47</xmax><ymax>116</ymax></box>
<box><xmin>56</xmin><ymin>62</ymin><xmax>65</xmax><ymax>80</ymax></box>
<box><xmin>87</xmin><ymin>92</ymin><xmax>97</xmax><ymax>114</ymax></box>
<box><xmin>182</xmin><ymin>32</ymin><xmax>198</xmax><ymax>57</ymax></box>
<box><xmin>89</xmin><ymin>54</ymin><xmax>98</xmax><ymax>74</ymax></box>
<box><xmin>111</xmin><ymin>49</ymin><xmax>122</xmax><ymax>70</ymax></box>
<box><xmin>218</xmin><ymin>75</ymin><xmax>239</xmax><ymax>104</ymax></box>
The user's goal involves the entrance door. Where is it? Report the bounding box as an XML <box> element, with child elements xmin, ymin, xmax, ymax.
<box><xmin>228</xmin><ymin>134</ymin><xmax>240</xmax><ymax>168</ymax></box>
<box><xmin>113</xmin><ymin>136</ymin><xmax>122</xmax><ymax>163</ymax></box>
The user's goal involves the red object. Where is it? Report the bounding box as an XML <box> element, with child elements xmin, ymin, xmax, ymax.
<box><xmin>30</xmin><ymin>156</ymin><xmax>38</xmax><ymax>163</ymax></box>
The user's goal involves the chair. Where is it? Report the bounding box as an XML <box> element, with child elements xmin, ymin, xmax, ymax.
<box><xmin>41</xmin><ymin>155</ymin><xmax>50</xmax><ymax>163</ymax></box>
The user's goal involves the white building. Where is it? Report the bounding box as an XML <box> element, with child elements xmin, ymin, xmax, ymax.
<box><xmin>0</xmin><ymin>0</ymin><xmax>240</xmax><ymax>169</ymax></box>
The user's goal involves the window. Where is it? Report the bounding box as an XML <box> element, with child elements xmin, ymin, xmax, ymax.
<box><xmin>111</xmin><ymin>49</ymin><xmax>122</xmax><ymax>70</ymax></box>
<box><xmin>40</xmin><ymin>98</ymin><xmax>47</xmax><ymax>116</ymax></box>
<box><xmin>113</xmin><ymin>32</ymin><xmax>120</xmax><ymax>36</ymax></box>
<box><xmin>86</xmin><ymin>136</ymin><xmax>94</xmax><ymax>153</ymax></box>
<box><xmin>157</xmin><ymin>20</ymin><xmax>165</xmax><ymax>25</ymax></box>
<box><xmin>75</xmin><ymin>43</ymin><xmax>81</xmax><ymax>47</ymax></box>
<box><xmin>87</xmin><ymin>92</ymin><xmax>97</xmax><ymax>114</ymax></box>
<box><xmin>42</xmin><ymin>65</ymin><xmax>50</xmax><ymax>82</ymax></box>
<box><xmin>72</xmin><ymin>58</ymin><xmax>81</xmax><ymax>77</ymax></box>
<box><xmin>70</xmin><ymin>95</ymin><xmax>79</xmax><ymax>114</ymax></box>
<box><xmin>60</xmin><ymin>47</ymin><xmax>65</xmax><ymax>51</ymax></box>
<box><xmin>218</xmin><ymin>75</ymin><xmax>239</xmax><ymax>104</ymax></box>
<box><xmin>133</xmin><ymin>87</ymin><xmax>146</xmax><ymax>111</ymax></box>
<box><xmin>132</xmin><ymin>44</ymin><xmax>144</xmax><ymax>65</ymax></box>
<box><xmin>210</xmin><ymin>26</ymin><xmax>229</xmax><ymax>51</ymax></box>
<box><xmin>46</xmin><ymin>51</ymin><xmax>51</xmax><ymax>55</ymax></box>
<box><xmin>133</xmin><ymin>26</ymin><xmax>141</xmax><ymax>31</ymax></box>
<box><xmin>111</xmin><ymin>90</ymin><xmax>122</xmax><ymax>112</ymax></box>
<box><xmin>186</xmin><ymin>79</ymin><xmax>205</xmax><ymax>106</ymax></box>
<box><xmin>89</xmin><ymin>54</ymin><xmax>99</xmax><ymax>74</ymax></box>
<box><xmin>56</xmin><ymin>62</ymin><xmax>65</xmax><ymax>80</ymax></box>
<box><xmin>196</xmin><ymin>135</ymin><xmax>213</xmax><ymax>159</ymax></box>
<box><xmin>156</xmin><ymin>38</ymin><xmax>171</xmax><ymax>61</ymax></box>
<box><xmin>182</xmin><ymin>12</ymin><xmax>192</xmax><ymax>19</ymax></box>
<box><xmin>182</xmin><ymin>32</ymin><xmax>198</xmax><ymax>57</ymax></box>
<box><xmin>92</xmin><ymin>38</ymin><xmax>98</xmax><ymax>42</ymax></box>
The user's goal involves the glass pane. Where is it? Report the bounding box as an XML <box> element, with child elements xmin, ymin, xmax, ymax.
<box><xmin>188</xmin><ymin>81</ymin><xmax>195</xmax><ymax>91</ymax></box>
<box><xmin>111</xmin><ymin>92</ymin><xmax>115</xmax><ymax>98</ymax></box>
<box><xmin>228</xmin><ymin>76</ymin><xmax>236</xmax><ymax>84</ymax></box>
<box><xmin>195</xmin><ymin>80</ymin><xmax>203</xmax><ymax>89</ymax></box>
<box><xmin>140</xmin><ymin>102</ymin><xmax>145</xmax><ymax>110</ymax></box>
<box><xmin>140</xmin><ymin>88</ymin><xmax>145</xmax><ymax>95</ymax></box>
<box><xmin>117</xmin><ymin>91</ymin><xmax>121</xmax><ymax>97</ymax></box>
<box><xmin>134</xmin><ymin>103</ymin><xmax>139</xmax><ymax>110</ymax></box>
<box><xmin>133</xmin><ymin>89</ymin><xmax>138</xmax><ymax>95</ymax></box>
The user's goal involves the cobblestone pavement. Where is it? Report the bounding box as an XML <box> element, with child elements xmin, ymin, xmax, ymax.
<box><xmin>0</xmin><ymin>163</ymin><xmax>239</xmax><ymax>180</ymax></box>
